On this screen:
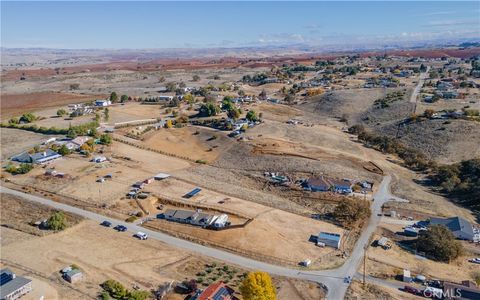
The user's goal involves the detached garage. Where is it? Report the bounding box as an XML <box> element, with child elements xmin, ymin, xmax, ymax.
<box><xmin>317</xmin><ymin>232</ymin><xmax>342</xmax><ymax>249</ymax></box>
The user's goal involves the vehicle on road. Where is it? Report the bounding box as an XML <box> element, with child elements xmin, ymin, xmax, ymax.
<box><xmin>468</xmin><ymin>258</ymin><xmax>480</xmax><ymax>264</ymax></box>
<box><xmin>114</xmin><ymin>225</ymin><xmax>127</xmax><ymax>232</ymax></box>
<box><xmin>404</xmin><ymin>285</ymin><xmax>420</xmax><ymax>295</ymax></box>
<box><xmin>100</xmin><ymin>220</ymin><xmax>112</xmax><ymax>227</ymax></box>
<box><xmin>134</xmin><ymin>232</ymin><xmax>148</xmax><ymax>240</ymax></box>
<box><xmin>343</xmin><ymin>276</ymin><xmax>351</xmax><ymax>284</ymax></box>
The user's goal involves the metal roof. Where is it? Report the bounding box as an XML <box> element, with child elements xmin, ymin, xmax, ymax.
<box><xmin>0</xmin><ymin>268</ymin><xmax>32</xmax><ymax>299</ymax></box>
<box><xmin>318</xmin><ymin>232</ymin><xmax>341</xmax><ymax>242</ymax></box>
<box><xmin>430</xmin><ymin>216</ymin><xmax>474</xmax><ymax>236</ymax></box>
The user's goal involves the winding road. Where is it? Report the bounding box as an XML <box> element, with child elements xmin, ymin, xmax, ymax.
<box><xmin>1</xmin><ymin>175</ymin><xmax>401</xmax><ymax>299</ymax></box>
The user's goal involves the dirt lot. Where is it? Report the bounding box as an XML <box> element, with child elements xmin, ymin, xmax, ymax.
<box><xmin>0</xmin><ymin>193</ymin><xmax>83</xmax><ymax>236</ymax></box>
<box><xmin>0</xmin><ymin>127</ymin><xmax>61</xmax><ymax>160</ymax></box>
<box><xmin>346</xmin><ymin>280</ymin><xmax>419</xmax><ymax>300</ymax></box>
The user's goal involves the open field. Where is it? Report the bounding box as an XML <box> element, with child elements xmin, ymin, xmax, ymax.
<box><xmin>0</xmin><ymin>92</ymin><xmax>106</xmax><ymax>119</ymax></box>
<box><xmin>0</xmin><ymin>127</ymin><xmax>62</xmax><ymax>160</ymax></box>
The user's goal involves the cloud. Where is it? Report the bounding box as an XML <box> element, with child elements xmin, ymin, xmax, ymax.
<box><xmin>257</xmin><ymin>33</ymin><xmax>305</xmax><ymax>44</ymax></box>
<box><xmin>415</xmin><ymin>11</ymin><xmax>457</xmax><ymax>17</ymax></box>
<box><xmin>425</xmin><ymin>19</ymin><xmax>479</xmax><ymax>27</ymax></box>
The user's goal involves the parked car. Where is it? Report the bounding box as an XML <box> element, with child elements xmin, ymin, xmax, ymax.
<box><xmin>100</xmin><ymin>221</ymin><xmax>112</xmax><ymax>227</ymax></box>
<box><xmin>404</xmin><ymin>286</ymin><xmax>420</xmax><ymax>295</ymax></box>
<box><xmin>469</xmin><ymin>258</ymin><xmax>480</xmax><ymax>264</ymax></box>
<box><xmin>343</xmin><ymin>276</ymin><xmax>352</xmax><ymax>283</ymax></box>
<box><xmin>114</xmin><ymin>225</ymin><xmax>127</xmax><ymax>232</ymax></box>
<box><xmin>134</xmin><ymin>232</ymin><xmax>148</xmax><ymax>240</ymax></box>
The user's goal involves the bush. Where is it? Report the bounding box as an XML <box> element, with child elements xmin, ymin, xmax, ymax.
<box><xmin>416</xmin><ymin>225</ymin><xmax>463</xmax><ymax>262</ymax></box>
<box><xmin>46</xmin><ymin>211</ymin><xmax>67</xmax><ymax>231</ymax></box>
<box><xmin>57</xmin><ymin>109</ymin><xmax>68</xmax><ymax>117</ymax></box>
<box><xmin>199</xmin><ymin>102</ymin><xmax>220</xmax><ymax>117</ymax></box>
<box><xmin>6</xmin><ymin>163</ymin><xmax>33</xmax><ymax>175</ymax></box>
<box><xmin>20</xmin><ymin>113</ymin><xmax>36</xmax><ymax>123</ymax></box>
<box><xmin>100</xmin><ymin>134</ymin><xmax>112</xmax><ymax>145</ymax></box>
<box><xmin>101</xmin><ymin>280</ymin><xmax>127</xmax><ymax>299</ymax></box>
<box><xmin>125</xmin><ymin>216</ymin><xmax>137</xmax><ymax>223</ymax></box>
<box><xmin>332</xmin><ymin>198</ymin><xmax>371</xmax><ymax>228</ymax></box>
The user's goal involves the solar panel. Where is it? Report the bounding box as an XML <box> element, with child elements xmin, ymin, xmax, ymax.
<box><xmin>213</xmin><ymin>287</ymin><xmax>230</xmax><ymax>300</ymax></box>
<box><xmin>0</xmin><ymin>272</ymin><xmax>12</xmax><ymax>285</ymax></box>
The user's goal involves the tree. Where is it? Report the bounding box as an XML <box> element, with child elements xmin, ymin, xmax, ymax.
<box><xmin>20</xmin><ymin>113</ymin><xmax>36</xmax><ymax>123</ymax></box>
<box><xmin>332</xmin><ymin>198</ymin><xmax>371</xmax><ymax>228</ymax></box>
<box><xmin>165</xmin><ymin>119</ymin><xmax>173</xmax><ymax>128</ymax></box>
<box><xmin>126</xmin><ymin>290</ymin><xmax>150</xmax><ymax>300</ymax></box>
<box><xmin>120</xmin><ymin>95</ymin><xmax>129</xmax><ymax>103</ymax></box>
<box><xmin>57</xmin><ymin>144</ymin><xmax>71</xmax><ymax>156</ymax></box>
<box><xmin>416</xmin><ymin>225</ymin><xmax>463</xmax><ymax>262</ymax></box>
<box><xmin>110</xmin><ymin>92</ymin><xmax>118</xmax><ymax>103</ymax></box>
<box><xmin>101</xmin><ymin>280</ymin><xmax>128</xmax><ymax>299</ymax></box>
<box><xmin>240</xmin><ymin>271</ymin><xmax>276</xmax><ymax>300</ymax></box>
<box><xmin>57</xmin><ymin>109</ymin><xmax>67</xmax><ymax>117</ymax></box>
<box><xmin>100</xmin><ymin>134</ymin><xmax>112</xmax><ymax>145</ymax></box>
<box><xmin>104</xmin><ymin>108</ymin><xmax>110</xmax><ymax>121</ymax></box>
<box><xmin>69</xmin><ymin>83</ymin><xmax>80</xmax><ymax>90</ymax></box>
<box><xmin>165</xmin><ymin>82</ymin><xmax>177</xmax><ymax>92</ymax></box>
<box><xmin>8</xmin><ymin>117</ymin><xmax>19</xmax><ymax>125</ymax></box>
<box><xmin>46</xmin><ymin>211</ymin><xmax>67</xmax><ymax>231</ymax></box>
<box><xmin>259</xmin><ymin>89</ymin><xmax>267</xmax><ymax>100</ymax></box>
<box><xmin>246</xmin><ymin>110</ymin><xmax>258</xmax><ymax>122</ymax></box>
<box><xmin>227</xmin><ymin>107</ymin><xmax>241</xmax><ymax>120</ymax></box>
<box><xmin>199</xmin><ymin>102</ymin><xmax>220</xmax><ymax>117</ymax></box>
<box><xmin>95</xmin><ymin>113</ymin><xmax>101</xmax><ymax>123</ymax></box>
<box><xmin>238</xmin><ymin>90</ymin><xmax>245</xmax><ymax>97</ymax></box>
<box><xmin>192</xmin><ymin>74</ymin><xmax>200</xmax><ymax>81</ymax></box>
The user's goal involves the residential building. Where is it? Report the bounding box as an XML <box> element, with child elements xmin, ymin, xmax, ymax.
<box><xmin>305</xmin><ymin>176</ymin><xmax>331</xmax><ymax>192</ymax></box>
<box><xmin>63</xmin><ymin>269</ymin><xmax>83</xmax><ymax>284</ymax></box>
<box><xmin>92</xmin><ymin>156</ymin><xmax>107</xmax><ymax>163</ymax></box>
<box><xmin>329</xmin><ymin>179</ymin><xmax>353</xmax><ymax>194</ymax></box>
<box><xmin>317</xmin><ymin>232</ymin><xmax>342</xmax><ymax>249</ymax></box>
<box><xmin>162</xmin><ymin>209</ymin><xmax>227</xmax><ymax>228</ymax></box>
<box><xmin>443</xmin><ymin>281</ymin><xmax>480</xmax><ymax>300</ymax></box>
<box><xmin>430</xmin><ymin>216</ymin><xmax>475</xmax><ymax>241</ymax></box>
<box><xmin>191</xmin><ymin>281</ymin><xmax>238</xmax><ymax>300</ymax></box>
<box><xmin>12</xmin><ymin>149</ymin><xmax>61</xmax><ymax>164</ymax></box>
<box><xmin>0</xmin><ymin>268</ymin><xmax>32</xmax><ymax>300</ymax></box>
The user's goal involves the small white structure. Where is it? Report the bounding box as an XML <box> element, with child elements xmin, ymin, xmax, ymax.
<box><xmin>135</xmin><ymin>232</ymin><xmax>148</xmax><ymax>240</ymax></box>
<box><xmin>300</xmin><ymin>259</ymin><xmax>311</xmax><ymax>267</ymax></box>
<box><xmin>154</xmin><ymin>173</ymin><xmax>170</xmax><ymax>180</ymax></box>
<box><xmin>92</xmin><ymin>156</ymin><xmax>107</xmax><ymax>163</ymax></box>
<box><xmin>212</xmin><ymin>214</ymin><xmax>229</xmax><ymax>228</ymax></box>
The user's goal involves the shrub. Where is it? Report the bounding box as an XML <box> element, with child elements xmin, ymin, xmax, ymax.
<box><xmin>100</xmin><ymin>134</ymin><xmax>112</xmax><ymax>145</ymax></box>
<box><xmin>20</xmin><ymin>113</ymin><xmax>36</xmax><ymax>123</ymax></box>
<box><xmin>101</xmin><ymin>280</ymin><xmax>127</xmax><ymax>299</ymax></box>
<box><xmin>333</xmin><ymin>198</ymin><xmax>371</xmax><ymax>228</ymax></box>
<box><xmin>125</xmin><ymin>216</ymin><xmax>137</xmax><ymax>223</ymax></box>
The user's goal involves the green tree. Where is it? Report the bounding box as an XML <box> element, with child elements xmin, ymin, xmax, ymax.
<box><xmin>246</xmin><ymin>110</ymin><xmax>258</xmax><ymax>122</ymax></box>
<box><xmin>110</xmin><ymin>92</ymin><xmax>118</xmax><ymax>103</ymax></box>
<box><xmin>46</xmin><ymin>211</ymin><xmax>67</xmax><ymax>231</ymax></box>
<box><xmin>57</xmin><ymin>144</ymin><xmax>71</xmax><ymax>156</ymax></box>
<box><xmin>104</xmin><ymin>108</ymin><xmax>110</xmax><ymax>121</ymax></box>
<box><xmin>199</xmin><ymin>102</ymin><xmax>220</xmax><ymax>117</ymax></box>
<box><xmin>240</xmin><ymin>271</ymin><xmax>276</xmax><ymax>300</ymax></box>
<box><xmin>416</xmin><ymin>225</ymin><xmax>463</xmax><ymax>262</ymax></box>
<box><xmin>120</xmin><ymin>95</ymin><xmax>129</xmax><ymax>103</ymax></box>
<box><xmin>101</xmin><ymin>280</ymin><xmax>127</xmax><ymax>299</ymax></box>
<box><xmin>8</xmin><ymin>117</ymin><xmax>19</xmax><ymax>125</ymax></box>
<box><xmin>227</xmin><ymin>107</ymin><xmax>241</xmax><ymax>120</ymax></box>
<box><xmin>165</xmin><ymin>82</ymin><xmax>177</xmax><ymax>92</ymax></box>
<box><xmin>20</xmin><ymin>113</ymin><xmax>36</xmax><ymax>123</ymax></box>
<box><xmin>126</xmin><ymin>290</ymin><xmax>151</xmax><ymax>300</ymax></box>
<box><xmin>57</xmin><ymin>109</ymin><xmax>68</xmax><ymax>117</ymax></box>
<box><xmin>100</xmin><ymin>134</ymin><xmax>112</xmax><ymax>145</ymax></box>
<box><xmin>192</xmin><ymin>74</ymin><xmax>200</xmax><ymax>81</ymax></box>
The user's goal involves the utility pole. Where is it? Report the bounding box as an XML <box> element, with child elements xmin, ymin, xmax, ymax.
<box><xmin>363</xmin><ymin>243</ymin><xmax>368</xmax><ymax>287</ymax></box>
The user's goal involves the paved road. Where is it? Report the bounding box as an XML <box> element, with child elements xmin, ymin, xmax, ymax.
<box><xmin>1</xmin><ymin>175</ymin><xmax>398</xmax><ymax>300</ymax></box>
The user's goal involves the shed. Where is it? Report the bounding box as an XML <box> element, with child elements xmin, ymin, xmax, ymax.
<box><xmin>183</xmin><ymin>188</ymin><xmax>202</xmax><ymax>199</ymax></box>
<box><xmin>63</xmin><ymin>269</ymin><xmax>83</xmax><ymax>283</ymax></box>
<box><xmin>154</xmin><ymin>173</ymin><xmax>170</xmax><ymax>180</ymax></box>
<box><xmin>403</xmin><ymin>269</ymin><xmax>412</xmax><ymax>282</ymax></box>
<box><xmin>317</xmin><ymin>232</ymin><xmax>341</xmax><ymax>249</ymax></box>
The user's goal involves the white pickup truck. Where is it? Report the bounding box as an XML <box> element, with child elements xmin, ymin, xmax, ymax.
<box><xmin>134</xmin><ymin>232</ymin><xmax>148</xmax><ymax>240</ymax></box>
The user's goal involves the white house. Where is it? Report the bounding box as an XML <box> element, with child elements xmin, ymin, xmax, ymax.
<box><xmin>95</xmin><ymin>100</ymin><xmax>111</xmax><ymax>107</ymax></box>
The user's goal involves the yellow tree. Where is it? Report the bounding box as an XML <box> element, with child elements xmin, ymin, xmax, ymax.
<box><xmin>240</xmin><ymin>271</ymin><xmax>276</xmax><ymax>300</ymax></box>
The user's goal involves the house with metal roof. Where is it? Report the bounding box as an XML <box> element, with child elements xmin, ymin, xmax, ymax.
<box><xmin>430</xmin><ymin>216</ymin><xmax>475</xmax><ymax>241</ymax></box>
<box><xmin>11</xmin><ymin>149</ymin><xmax>61</xmax><ymax>164</ymax></box>
<box><xmin>0</xmin><ymin>268</ymin><xmax>32</xmax><ymax>300</ymax></box>
<box><xmin>305</xmin><ymin>176</ymin><xmax>332</xmax><ymax>192</ymax></box>
<box><xmin>63</xmin><ymin>269</ymin><xmax>83</xmax><ymax>284</ymax></box>
<box><xmin>317</xmin><ymin>232</ymin><xmax>342</xmax><ymax>249</ymax></box>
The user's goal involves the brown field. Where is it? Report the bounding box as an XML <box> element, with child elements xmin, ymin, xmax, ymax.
<box><xmin>1</xmin><ymin>92</ymin><xmax>106</xmax><ymax>119</ymax></box>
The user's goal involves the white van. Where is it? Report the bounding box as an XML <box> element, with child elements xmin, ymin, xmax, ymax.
<box><xmin>134</xmin><ymin>232</ymin><xmax>148</xmax><ymax>240</ymax></box>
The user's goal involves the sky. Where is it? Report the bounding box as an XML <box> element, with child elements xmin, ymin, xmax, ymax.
<box><xmin>1</xmin><ymin>1</ymin><xmax>479</xmax><ymax>49</ymax></box>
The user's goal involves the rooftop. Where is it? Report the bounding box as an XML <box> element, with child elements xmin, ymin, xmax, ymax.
<box><xmin>0</xmin><ymin>268</ymin><xmax>32</xmax><ymax>299</ymax></box>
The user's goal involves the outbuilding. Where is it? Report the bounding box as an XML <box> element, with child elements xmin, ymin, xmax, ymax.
<box><xmin>317</xmin><ymin>232</ymin><xmax>342</xmax><ymax>249</ymax></box>
<box><xmin>63</xmin><ymin>269</ymin><xmax>83</xmax><ymax>284</ymax></box>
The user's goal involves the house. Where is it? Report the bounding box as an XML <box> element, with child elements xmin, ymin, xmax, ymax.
<box><xmin>317</xmin><ymin>232</ymin><xmax>342</xmax><ymax>249</ymax></box>
<box><xmin>163</xmin><ymin>209</ymin><xmax>226</xmax><ymax>228</ymax></box>
<box><xmin>430</xmin><ymin>216</ymin><xmax>475</xmax><ymax>241</ymax></box>
<box><xmin>63</xmin><ymin>269</ymin><xmax>83</xmax><ymax>284</ymax></box>
<box><xmin>0</xmin><ymin>268</ymin><xmax>32</xmax><ymax>300</ymax></box>
<box><xmin>305</xmin><ymin>176</ymin><xmax>332</xmax><ymax>192</ymax></box>
<box><xmin>95</xmin><ymin>99</ymin><xmax>111</xmax><ymax>107</ymax></box>
<box><xmin>158</xmin><ymin>95</ymin><xmax>174</xmax><ymax>101</ymax></box>
<box><xmin>71</xmin><ymin>136</ymin><xmax>91</xmax><ymax>148</ymax></box>
<box><xmin>12</xmin><ymin>149</ymin><xmax>61</xmax><ymax>164</ymax></box>
<box><xmin>191</xmin><ymin>281</ymin><xmax>238</xmax><ymax>300</ymax></box>
<box><xmin>443</xmin><ymin>281</ymin><xmax>480</xmax><ymax>300</ymax></box>
<box><xmin>404</xmin><ymin>227</ymin><xmax>418</xmax><ymax>237</ymax></box>
<box><xmin>328</xmin><ymin>179</ymin><xmax>353</xmax><ymax>194</ymax></box>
